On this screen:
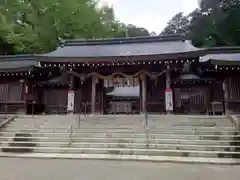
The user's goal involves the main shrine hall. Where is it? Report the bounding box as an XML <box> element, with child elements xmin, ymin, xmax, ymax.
<box><xmin>0</xmin><ymin>34</ymin><xmax>240</xmax><ymax>115</ymax></box>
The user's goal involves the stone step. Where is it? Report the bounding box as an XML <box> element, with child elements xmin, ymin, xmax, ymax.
<box><xmin>2</xmin><ymin>126</ymin><xmax>238</xmax><ymax>131</ymax></box>
<box><xmin>83</xmin><ymin>119</ymin><xmax>231</xmax><ymax>123</ymax></box>
<box><xmin>84</xmin><ymin>119</ymin><xmax>231</xmax><ymax>124</ymax></box>
<box><xmin>0</xmin><ymin>146</ymin><xmax>238</xmax><ymax>158</ymax></box>
<box><xmin>0</xmin><ymin>136</ymin><xmax>237</xmax><ymax>145</ymax></box>
<box><xmin>5</xmin><ymin>126</ymin><xmax>235</xmax><ymax>133</ymax></box>
<box><xmin>1</xmin><ymin>129</ymin><xmax>71</xmax><ymax>133</ymax></box>
<box><xmin>9</xmin><ymin>121</ymin><xmax>71</xmax><ymax>125</ymax></box>
<box><xmin>78</xmin><ymin>130</ymin><xmax>237</xmax><ymax>135</ymax></box>
<box><xmin>84</xmin><ymin>115</ymin><xmax>229</xmax><ymax>119</ymax></box>
<box><xmin>0</xmin><ymin>136</ymin><xmax>236</xmax><ymax>145</ymax></box>
<box><xmin>0</xmin><ymin>141</ymin><xmax>238</xmax><ymax>151</ymax></box>
<box><xmin>1</xmin><ymin>128</ymin><xmax>238</xmax><ymax>135</ymax></box>
<box><xmin>76</xmin><ymin>124</ymin><xmax>235</xmax><ymax>129</ymax></box>
<box><xmin>0</xmin><ymin>136</ymin><xmax>70</xmax><ymax>142</ymax></box>
<box><xmin>0</xmin><ymin>131</ymin><xmax>237</xmax><ymax>139</ymax></box>
<box><xmin>0</xmin><ymin>132</ymin><xmax>71</xmax><ymax>138</ymax></box>
<box><xmin>69</xmin><ymin>143</ymin><xmax>236</xmax><ymax>152</ymax></box>
<box><xmin>66</xmin><ymin>123</ymin><xmax>235</xmax><ymax>128</ymax></box>
<box><xmin>84</xmin><ymin>117</ymin><xmax>230</xmax><ymax>121</ymax></box>
<box><xmin>8</xmin><ymin>115</ymin><xmax>232</xmax><ymax>121</ymax></box>
<box><xmin>0</xmin><ymin>141</ymin><xmax>69</xmax><ymax>148</ymax></box>
<box><xmin>6</xmin><ymin>125</ymin><xmax>236</xmax><ymax>131</ymax></box>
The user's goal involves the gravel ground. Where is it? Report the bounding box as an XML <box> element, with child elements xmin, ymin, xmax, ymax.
<box><xmin>0</xmin><ymin>158</ymin><xmax>239</xmax><ymax>180</ymax></box>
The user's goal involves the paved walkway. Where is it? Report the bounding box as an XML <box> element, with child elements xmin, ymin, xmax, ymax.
<box><xmin>0</xmin><ymin>158</ymin><xmax>239</xmax><ymax>180</ymax></box>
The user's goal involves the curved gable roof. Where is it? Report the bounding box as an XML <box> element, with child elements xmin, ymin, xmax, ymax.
<box><xmin>37</xmin><ymin>34</ymin><xmax>204</xmax><ymax>61</ymax></box>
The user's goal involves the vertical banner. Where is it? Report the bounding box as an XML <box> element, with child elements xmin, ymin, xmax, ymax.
<box><xmin>165</xmin><ymin>88</ymin><xmax>173</xmax><ymax>111</ymax></box>
<box><xmin>25</xmin><ymin>85</ymin><xmax>29</xmax><ymax>94</ymax></box>
<box><xmin>67</xmin><ymin>90</ymin><xmax>75</xmax><ymax>112</ymax></box>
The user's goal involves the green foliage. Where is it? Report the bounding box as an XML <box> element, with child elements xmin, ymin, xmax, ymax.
<box><xmin>123</xmin><ymin>24</ymin><xmax>150</xmax><ymax>37</ymax></box>
<box><xmin>161</xmin><ymin>0</ymin><xmax>240</xmax><ymax>47</ymax></box>
<box><xmin>161</xmin><ymin>12</ymin><xmax>190</xmax><ymax>35</ymax></box>
<box><xmin>0</xmin><ymin>0</ymin><xmax>126</xmax><ymax>54</ymax></box>
<box><xmin>0</xmin><ymin>0</ymin><xmax>154</xmax><ymax>54</ymax></box>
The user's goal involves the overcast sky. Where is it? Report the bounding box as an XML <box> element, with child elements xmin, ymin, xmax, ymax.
<box><xmin>100</xmin><ymin>0</ymin><xmax>198</xmax><ymax>33</ymax></box>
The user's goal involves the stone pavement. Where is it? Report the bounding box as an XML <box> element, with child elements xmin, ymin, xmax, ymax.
<box><xmin>0</xmin><ymin>158</ymin><xmax>239</xmax><ymax>180</ymax></box>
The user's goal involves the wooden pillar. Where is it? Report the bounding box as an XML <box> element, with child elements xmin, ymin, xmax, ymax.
<box><xmin>175</xmin><ymin>88</ymin><xmax>181</xmax><ymax>110</ymax></box>
<box><xmin>91</xmin><ymin>76</ymin><xmax>96</xmax><ymax>114</ymax></box>
<box><xmin>67</xmin><ymin>74</ymin><xmax>75</xmax><ymax>113</ymax></box>
<box><xmin>100</xmin><ymin>79</ymin><xmax>104</xmax><ymax>114</ymax></box>
<box><xmin>140</xmin><ymin>74</ymin><xmax>147</xmax><ymax>113</ymax></box>
<box><xmin>166</xmin><ymin>66</ymin><xmax>171</xmax><ymax>89</ymax></box>
<box><xmin>139</xmin><ymin>79</ymin><xmax>143</xmax><ymax>113</ymax></box>
<box><xmin>20</xmin><ymin>80</ymin><xmax>25</xmax><ymax>101</ymax></box>
<box><xmin>165</xmin><ymin>65</ymin><xmax>173</xmax><ymax>114</ymax></box>
<box><xmin>223</xmin><ymin>79</ymin><xmax>229</xmax><ymax>114</ymax></box>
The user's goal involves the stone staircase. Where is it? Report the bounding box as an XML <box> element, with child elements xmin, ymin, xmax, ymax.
<box><xmin>0</xmin><ymin>114</ymin><xmax>240</xmax><ymax>163</ymax></box>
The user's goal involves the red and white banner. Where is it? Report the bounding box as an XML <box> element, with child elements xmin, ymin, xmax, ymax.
<box><xmin>165</xmin><ymin>88</ymin><xmax>173</xmax><ymax>111</ymax></box>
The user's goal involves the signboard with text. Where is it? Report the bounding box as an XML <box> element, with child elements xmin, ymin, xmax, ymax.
<box><xmin>67</xmin><ymin>90</ymin><xmax>75</xmax><ymax>112</ymax></box>
<box><xmin>165</xmin><ymin>88</ymin><xmax>173</xmax><ymax>111</ymax></box>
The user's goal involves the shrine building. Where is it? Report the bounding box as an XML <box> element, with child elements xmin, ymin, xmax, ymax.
<box><xmin>0</xmin><ymin>34</ymin><xmax>240</xmax><ymax>115</ymax></box>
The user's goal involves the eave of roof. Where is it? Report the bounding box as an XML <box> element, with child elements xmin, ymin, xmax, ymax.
<box><xmin>0</xmin><ymin>54</ymin><xmax>38</xmax><ymax>71</ymax></box>
<box><xmin>37</xmin><ymin>34</ymin><xmax>205</xmax><ymax>61</ymax></box>
<box><xmin>200</xmin><ymin>47</ymin><xmax>240</xmax><ymax>65</ymax></box>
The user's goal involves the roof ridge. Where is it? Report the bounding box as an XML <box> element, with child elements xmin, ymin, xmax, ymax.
<box><xmin>207</xmin><ymin>46</ymin><xmax>240</xmax><ymax>54</ymax></box>
<box><xmin>62</xmin><ymin>34</ymin><xmax>186</xmax><ymax>47</ymax></box>
<box><xmin>0</xmin><ymin>54</ymin><xmax>33</xmax><ymax>58</ymax></box>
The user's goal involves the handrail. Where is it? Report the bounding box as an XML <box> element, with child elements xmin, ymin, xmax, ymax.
<box><xmin>144</xmin><ymin>111</ymin><xmax>149</xmax><ymax>148</ymax></box>
<box><xmin>76</xmin><ymin>103</ymin><xmax>88</xmax><ymax>130</ymax></box>
<box><xmin>77</xmin><ymin>113</ymin><xmax>81</xmax><ymax>129</ymax></box>
<box><xmin>83</xmin><ymin>103</ymin><xmax>87</xmax><ymax>117</ymax></box>
<box><xmin>68</xmin><ymin>124</ymin><xmax>73</xmax><ymax>147</ymax></box>
<box><xmin>81</xmin><ymin>102</ymin><xmax>87</xmax><ymax>120</ymax></box>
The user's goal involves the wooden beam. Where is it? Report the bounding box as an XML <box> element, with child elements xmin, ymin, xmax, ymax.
<box><xmin>141</xmin><ymin>74</ymin><xmax>147</xmax><ymax>113</ymax></box>
<box><xmin>223</xmin><ymin>79</ymin><xmax>229</xmax><ymax>114</ymax></box>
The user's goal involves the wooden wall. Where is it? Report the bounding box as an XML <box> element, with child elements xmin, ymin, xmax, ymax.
<box><xmin>0</xmin><ymin>81</ymin><xmax>25</xmax><ymax>113</ymax></box>
<box><xmin>96</xmin><ymin>80</ymin><xmax>104</xmax><ymax>114</ymax></box>
<box><xmin>174</xmin><ymin>86</ymin><xmax>210</xmax><ymax>114</ymax></box>
<box><xmin>146</xmin><ymin>76</ymin><xmax>165</xmax><ymax>113</ymax></box>
<box><xmin>74</xmin><ymin>79</ymin><xmax>92</xmax><ymax>114</ymax></box>
<box><xmin>225</xmin><ymin>76</ymin><xmax>240</xmax><ymax>113</ymax></box>
<box><xmin>42</xmin><ymin>88</ymin><xmax>68</xmax><ymax>114</ymax></box>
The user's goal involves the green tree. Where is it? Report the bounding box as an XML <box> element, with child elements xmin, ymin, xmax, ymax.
<box><xmin>161</xmin><ymin>0</ymin><xmax>240</xmax><ymax>47</ymax></box>
<box><xmin>124</xmin><ymin>24</ymin><xmax>150</xmax><ymax>37</ymax></box>
<box><xmin>0</xmin><ymin>0</ymin><xmax>126</xmax><ymax>54</ymax></box>
<box><xmin>161</xmin><ymin>12</ymin><xmax>190</xmax><ymax>35</ymax></box>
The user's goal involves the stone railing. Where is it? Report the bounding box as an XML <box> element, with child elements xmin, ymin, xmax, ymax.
<box><xmin>228</xmin><ymin>115</ymin><xmax>240</xmax><ymax>130</ymax></box>
<box><xmin>0</xmin><ymin>115</ymin><xmax>16</xmax><ymax>128</ymax></box>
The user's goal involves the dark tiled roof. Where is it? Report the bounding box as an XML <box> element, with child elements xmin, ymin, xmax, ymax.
<box><xmin>38</xmin><ymin>34</ymin><xmax>204</xmax><ymax>60</ymax></box>
<box><xmin>200</xmin><ymin>47</ymin><xmax>240</xmax><ymax>65</ymax></box>
<box><xmin>0</xmin><ymin>55</ymin><xmax>38</xmax><ymax>71</ymax></box>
